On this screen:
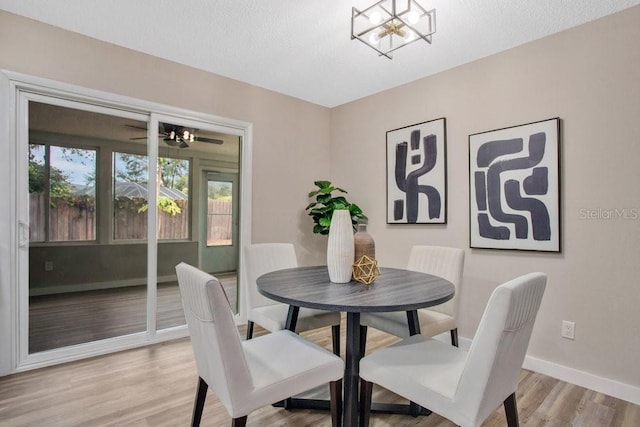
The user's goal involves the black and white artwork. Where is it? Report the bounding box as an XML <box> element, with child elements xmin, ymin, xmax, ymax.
<box><xmin>386</xmin><ymin>118</ymin><xmax>446</xmax><ymax>224</ymax></box>
<box><xmin>469</xmin><ymin>118</ymin><xmax>561</xmax><ymax>252</ymax></box>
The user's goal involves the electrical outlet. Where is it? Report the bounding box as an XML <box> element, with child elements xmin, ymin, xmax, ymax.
<box><xmin>44</xmin><ymin>261</ymin><xmax>54</xmax><ymax>272</ymax></box>
<box><xmin>561</xmin><ymin>320</ymin><xmax>575</xmax><ymax>340</ymax></box>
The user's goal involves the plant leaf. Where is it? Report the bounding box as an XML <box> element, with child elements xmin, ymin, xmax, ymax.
<box><xmin>331</xmin><ymin>196</ymin><xmax>349</xmax><ymax>205</ymax></box>
<box><xmin>319</xmin><ymin>186</ymin><xmax>335</xmax><ymax>194</ymax></box>
<box><xmin>317</xmin><ymin>193</ymin><xmax>332</xmax><ymax>204</ymax></box>
<box><xmin>349</xmin><ymin>203</ymin><xmax>363</xmax><ymax>216</ymax></box>
<box><xmin>319</xmin><ymin>217</ymin><xmax>331</xmax><ymax>227</ymax></box>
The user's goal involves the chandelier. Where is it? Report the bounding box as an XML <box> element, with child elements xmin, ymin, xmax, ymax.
<box><xmin>351</xmin><ymin>0</ymin><xmax>435</xmax><ymax>59</ymax></box>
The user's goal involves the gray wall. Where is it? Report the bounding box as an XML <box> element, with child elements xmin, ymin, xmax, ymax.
<box><xmin>330</xmin><ymin>6</ymin><xmax>640</xmax><ymax>397</ymax></box>
<box><xmin>29</xmin><ymin>242</ymin><xmax>198</xmax><ymax>295</ymax></box>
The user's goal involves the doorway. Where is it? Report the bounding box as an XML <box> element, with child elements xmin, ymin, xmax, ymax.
<box><xmin>202</xmin><ymin>172</ymin><xmax>239</xmax><ymax>273</ymax></box>
<box><xmin>201</xmin><ymin>172</ymin><xmax>239</xmax><ymax>313</ymax></box>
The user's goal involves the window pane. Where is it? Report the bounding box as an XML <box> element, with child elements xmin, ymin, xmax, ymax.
<box><xmin>28</xmin><ymin>144</ymin><xmax>46</xmax><ymax>242</ymax></box>
<box><xmin>48</xmin><ymin>146</ymin><xmax>96</xmax><ymax>242</ymax></box>
<box><xmin>113</xmin><ymin>153</ymin><xmax>190</xmax><ymax>241</ymax></box>
<box><xmin>158</xmin><ymin>157</ymin><xmax>189</xmax><ymax>240</ymax></box>
<box><xmin>207</xmin><ymin>181</ymin><xmax>232</xmax><ymax>246</ymax></box>
<box><xmin>27</xmin><ymin>101</ymin><xmax>148</xmax><ymax>354</ymax></box>
<box><xmin>113</xmin><ymin>152</ymin><xmax>148</xmax><ymax>240</ymax></box>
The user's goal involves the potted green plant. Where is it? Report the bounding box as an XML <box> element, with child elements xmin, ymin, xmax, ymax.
<box><xmin>305</xmin><ymin>180</ymin><xmax>367</xmax><ymax>235</ymax></box>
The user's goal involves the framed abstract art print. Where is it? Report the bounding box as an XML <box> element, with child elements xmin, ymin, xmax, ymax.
<box><xmin>386</xmin><ymin>118</ymin><xmax>447</xmax><ymax>224</ymax></box>
<box><xmin>469</xmin><ymin>118</ymin><xmax>561</xmax><ymax>252</ymax></box>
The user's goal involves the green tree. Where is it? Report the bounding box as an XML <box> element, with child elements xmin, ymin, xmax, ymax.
<box><xmin>114</xmin><ymin>153</ymin><xmax>189</xmax><ymax>217</ymax></box>
<box><xmin>160</xmin><ymin>157</ymin><xmax>189</xmax><ymax>192</ymax></box>
<box><xmin>115</xmin><ymin>153</ymin><xmax>148</xmax><ymax>184</ymax></box>
<box><xmin>208</xmin><ymin>181</ymin><xmax>232</xmax><ymax>200</ymax></box>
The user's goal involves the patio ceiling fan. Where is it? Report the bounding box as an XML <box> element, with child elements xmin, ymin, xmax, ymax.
<box><xmin>126</xmin><ymin>123</ymin><xmax>223</xmax><ymax>148</ymax></box>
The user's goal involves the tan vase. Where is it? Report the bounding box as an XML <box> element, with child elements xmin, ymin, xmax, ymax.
<box><xmin>354</xmin><ymin>223</ymin><xmax>375</xmax><ymax>261</ymax></box>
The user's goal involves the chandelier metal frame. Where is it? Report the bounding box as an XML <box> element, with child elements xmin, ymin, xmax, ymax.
<box><xmin>351</xmin><ymin>0</ymin><xmax>436</xmax><ymax>59</ymax></box>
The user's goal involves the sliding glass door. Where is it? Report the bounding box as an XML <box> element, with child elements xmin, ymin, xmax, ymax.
<box><xmin>13</xmin><ymin>87</ymin><xmax>245</xmax><ymax>369</ymax></box>
<box><xmin>25</xmin><ymin>98</ymin><xmax>150</xmax><ymax>354</ymax></box>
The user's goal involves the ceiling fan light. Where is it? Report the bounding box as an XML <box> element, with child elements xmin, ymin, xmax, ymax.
<box><xmin>169</xmin><ymin>130</ymin><xmax>176</xmax><ymax>140</ymax></box>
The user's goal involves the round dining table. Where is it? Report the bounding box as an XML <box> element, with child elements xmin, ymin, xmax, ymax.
<box><xmin>257</xmin><ymin>265</ymin><xmax>455</xmax><ymax>427</ymax></box>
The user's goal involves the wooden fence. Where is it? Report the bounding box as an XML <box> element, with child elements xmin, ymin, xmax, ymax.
<box><xmin>207</xmin><ymin>200</ymin><xmax>233</xmax><ymax>245</ymax></box>
<box><xmin>29</xmin><ymin>193</ymin><xmax>232</xmax><ymax>242</ymax></box>
<box><xmin>30</xmin><ymin>193</ymin><xmax>97</xmax><ymax>242</ymax></box>
<box><xmin>113</xmin><ymin>198</ymin><xmax>189</xmax><ymax>240</ymax></box>
<box><xmin>29</xmin><ymin>194</ymin><xmax>237</xmax><ymax>242</ymax></box>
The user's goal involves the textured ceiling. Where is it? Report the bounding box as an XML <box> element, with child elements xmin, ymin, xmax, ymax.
<box><xmin>1</xmin><ymin>0</ymin><xmax>639</xmax><ymax>107</ymax></box>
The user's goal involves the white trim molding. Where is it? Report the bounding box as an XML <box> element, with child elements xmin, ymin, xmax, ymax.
<box><xmin>523</xmin><ymin>356</ymin><xmax>640</xmax><ymax>406</ymax></box>
<box><xmin>455</xmin><ymin>335</ymin><xmax>640</xmax><ymax>406</ymax></box>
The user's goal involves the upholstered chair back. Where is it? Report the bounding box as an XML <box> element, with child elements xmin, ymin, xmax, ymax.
<box><xmin>244</xmin><ymin>243</ymin><xmax>297</xmax><ymax>310</ymax></box>
<box><xmin>407</xmin><ymin>245</ymin><xmax>465</xmax><ymax>318</ymax></box>
<box><xmin>176</xmin><ymin>263</ymin><xmax>253</xmax><ymax>416</ymax></box>
<box><xmin>456</xmin><ymin>272</ymin><xmax>546</xmax><ymax>426</ymax></box>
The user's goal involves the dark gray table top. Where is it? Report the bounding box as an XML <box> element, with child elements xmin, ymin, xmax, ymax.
<box><xmin>256</xmin><ymin>265</ymin><xmax>454</xmax><ymax>313</ymax></box>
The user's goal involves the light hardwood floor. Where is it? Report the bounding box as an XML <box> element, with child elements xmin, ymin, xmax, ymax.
<box><xmin>28</xmin><ymin>275</ymin><xmax>237</xmax><ymax>353</ymax></box>
<box><xmin>2</xmin><ymin>320</ymin><xmax>639</xmax><ymax>426</ymax></box>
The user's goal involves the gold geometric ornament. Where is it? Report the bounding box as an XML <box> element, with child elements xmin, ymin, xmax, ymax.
<box><xmin>352</xmin><ymin>255</ymin><xmax>381</xmax><ymax>285</ymax></box>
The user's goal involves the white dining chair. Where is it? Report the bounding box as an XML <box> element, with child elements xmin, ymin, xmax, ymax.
<box><xmin>176</xmin><ymin>263</ymin><xmax>344</xmax><ymax>427</ymax></box>
<box><xmin>359</xmin><ymin>272</ymin><xmax>547</xmax><ymax>427</ymax></box>
<box><xmin>244</xmin><ymin>243</ymin><xmax>342</xmax><ymax>354</ymax></box>
<box><xmin>360</xmin><ymin>245</ymin><xmax>465</xmax><ymax>349</ymax></box>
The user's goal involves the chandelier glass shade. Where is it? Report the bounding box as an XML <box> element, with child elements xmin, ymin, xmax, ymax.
<box><xmin>351</xmin><ymin>0</ymin><xmax>435</xmax><ymax>59</ymax></box>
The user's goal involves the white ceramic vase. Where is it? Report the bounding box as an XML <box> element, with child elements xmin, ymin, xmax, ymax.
<box><xmin>327</xmin><ymin>209</ymin><xmax>355</xmax><ymax>283</ymax></box>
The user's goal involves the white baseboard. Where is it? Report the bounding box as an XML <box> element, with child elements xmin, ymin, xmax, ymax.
<box><xmin>452</xmin><ymin>335</ymin><xmax>640</xmax><ymax>406</ymax></box>
<box><xmin>523</xmin><ymin>355</ymin><xmax>640</xmax><ymax>406</ymax></box>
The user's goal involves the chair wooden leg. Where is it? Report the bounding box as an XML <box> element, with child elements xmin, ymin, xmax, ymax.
<box><xmin>450</xmin><ymin>328</ymin><xmax>459</xmax><ymax>347</ymax></box>
<box><xmin>246</xmin><ymin>321</ymin><xmax>254</xmax><ymax>340</ymax></box>
<box><xmin>231</xmin><ymin>416</ymin><xmax>247</xmax><ymax>427</ymax></box>
<box><xmin>330</xmin><ymin>379</ymin><xmax>343</xmax><ymax>427</ymax></box>
<box><xmin>359</xmin><ymin>379</ymin><xmax>373</xmax><ymax>427</ymax></box>
<box><xmin>332</xmin><ymin>324</ymin><xmax>341</xmax><ymax>356</ymax></box>
<box><xmin>359</xmin><ymin>325</ymin><xmax>368</xmax><ymax>357</ymax></box>
<box><xmin>504</xmin><ymin>392</ymin><xmax>519</xmax><ymax>427</ymax></box>
<box><xmin>192</xmin><ymin>377</ymin><xmax>208</xmax><ymax>427</ymax></box>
